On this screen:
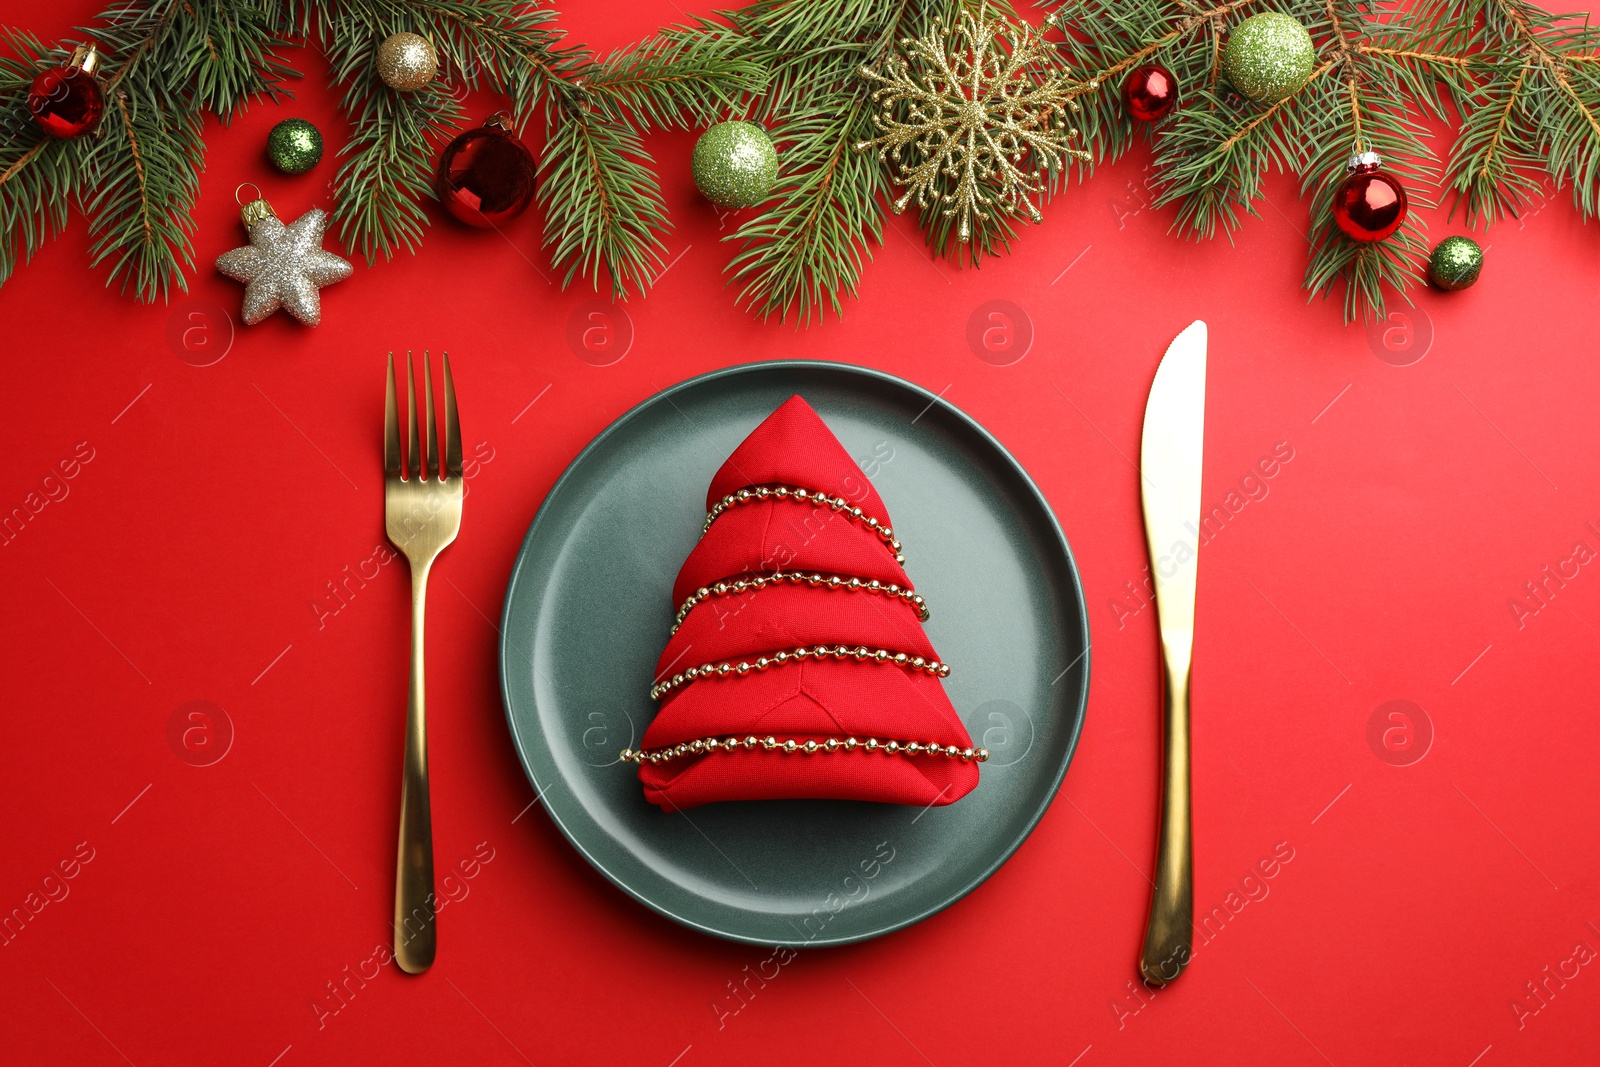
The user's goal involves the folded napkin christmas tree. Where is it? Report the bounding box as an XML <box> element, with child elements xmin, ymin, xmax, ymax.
<box><xmin>624</xmin><ymin>395</ymin><xmax>984</xmax><ymax>809</ymax></box>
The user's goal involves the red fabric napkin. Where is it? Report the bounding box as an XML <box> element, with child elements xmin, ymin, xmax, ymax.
<box><xmin>634</xmin><ymin>395</ymin><xmax>980</xmax><ymax>809</ymax></box>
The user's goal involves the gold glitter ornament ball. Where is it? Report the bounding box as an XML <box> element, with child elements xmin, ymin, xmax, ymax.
<box><xmin>691</xmin><ymin>121</ymin><xmax>778</xmax><ymax>209</ymax></box>
<box><xmin>1224</xmin><ymin>13</ymin><xmax>1315</xmax><ymax>103</ymax></box>
<box><xmin>1428</xmin><ymin>235</ymin><xmax>1484</xmax><ymax>290</ymax></box>
<box><xmin>376</xmin><ymin>32</ymin><xmax>437</xmax><ymax>92</ymax></box>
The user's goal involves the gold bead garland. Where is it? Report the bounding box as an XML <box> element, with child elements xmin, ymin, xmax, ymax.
<box><xmin>634</xmin><ymin>479</ymin><xmax>963</xmax><ymax>766</ymax></box>
<box><xmin>650</xmin><ymin>644</ymin><xmax>950</xmax><ymax>701</ymax></box>
<box><xmin>672</xmin><ymin>571</ymin><xmax>929</xmax><ymax>635</ymax></box>
<box><xmin>702</xmin><ymin>484</ymin><xmax>904</xmax><ymax>564</ymax></box>
<box><xmin>622</xmin><ymin>733</ymin><xmax>990</xmax><ymax>765</ymax></box>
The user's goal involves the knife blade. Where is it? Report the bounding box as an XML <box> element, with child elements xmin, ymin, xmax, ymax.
<box><xmin>1137</xmin><ymin>319</ymin><xmax>1206</xmax><ymax>986</ymax></box>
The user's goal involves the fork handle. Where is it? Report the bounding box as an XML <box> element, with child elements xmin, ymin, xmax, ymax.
<box><xmin>394</xmin><ymin>561</ymin><xmax>436</xmax><ymax>974</ymax></box>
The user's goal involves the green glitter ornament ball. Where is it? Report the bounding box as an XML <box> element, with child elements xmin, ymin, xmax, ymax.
<box><xmin>1224</xmin><ymin>13</ymin><xmax>1316</xmax><ymax>103</ymax></box>
<box><xmin>691</xmin><ymin>121</ymin><xmax>778</xmax><ymax>209</ymax></box>
<box><xmin>1428</xmin><ymin>235</ymin><xmax>1484</xmax><ymax>291</ymax></box>
<box><xmin>267</xmin><ymin>118</ymin><xmax>323</xmax><ymax>175</ymax></box>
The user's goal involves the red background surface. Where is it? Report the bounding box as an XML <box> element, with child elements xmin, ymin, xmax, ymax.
<box><xmin>4</xmin><ymin>2</ymin><xmax>1599</xmax><ymax>1064</ymax></box>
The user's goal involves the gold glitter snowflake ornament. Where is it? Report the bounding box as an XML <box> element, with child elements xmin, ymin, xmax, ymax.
<box><xmin>855</xmin><ymin>12</ymin><xmax>1095</xmax><ymax>242</ymax></box>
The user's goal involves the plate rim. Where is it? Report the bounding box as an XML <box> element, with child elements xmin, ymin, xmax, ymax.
<box><xmin>498</xmin><ymin>358</ymin><xmax>1091</xmax><ymax>946</ymax></box>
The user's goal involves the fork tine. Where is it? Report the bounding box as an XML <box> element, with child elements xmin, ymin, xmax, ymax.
<box><xmin>423</xmin><ymin>351</ymin><xmax>438</xmax><ymax>481</ymax></box>
<box><xmin>405</xmin><ymin>351</ymin><xmax>421</xmax><ymax>481</ymax></box>
<box><xmin>384</xmin><ymin>353</ymin><xmax>400</xmax><ymax>476</ymax></box>
<box><xmin>442</xmin><ymin>353</ymin><xmax>462</xmax><ymax>478</ymax></box>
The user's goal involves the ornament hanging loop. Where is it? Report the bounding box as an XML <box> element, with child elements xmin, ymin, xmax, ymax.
<box><xmin>235</xmin><ymin>182</ymin><xmax>262</xmax><ymax>206</ymax></box>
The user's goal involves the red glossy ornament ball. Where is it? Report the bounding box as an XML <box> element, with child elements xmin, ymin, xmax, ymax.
<box><xmin>27</xmin><ymin>43</ymin><xmax>104</xmax><ymax>139</ymax></box>
<box><xmin>435</xmin><ymin>115</ymin><xmax>537</xmax><ymax>228</ymax></box>
<box><xmin>1124</xmin><ymin>64</ymin><xmax>1178</xmax><ymax>122</ymax></box>
<box><xmin>1332</xmin><ymin>151</ymin><xmax>1408</xmax><ymax>242</ymax></box>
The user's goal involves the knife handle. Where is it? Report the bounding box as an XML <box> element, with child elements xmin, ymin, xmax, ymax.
<box><xmin>1139</xmin><ymin>652</ymin><xmax>1193</xmax><ymax>986</ymax></box>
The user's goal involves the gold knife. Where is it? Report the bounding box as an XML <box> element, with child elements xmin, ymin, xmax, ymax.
<box><xmin>1137</xmin><ymin>320</ymin><xmax>1206</xmax><ymax>986</ymax></box>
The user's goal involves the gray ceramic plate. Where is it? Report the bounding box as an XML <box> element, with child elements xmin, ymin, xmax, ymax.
<box><xmin>500</xmin><ymin>361</ymin><xmax>1089</xmax><ymax>946</ymax></box>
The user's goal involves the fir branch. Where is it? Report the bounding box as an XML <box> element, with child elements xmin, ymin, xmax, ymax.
<box><xmin>317</xmin><ymin>0</ymin><xmax>569</xmax><ymax>119</ymax></box>
<box><xmin>175</xmin><ymin>0</ymin><xmax>297</xmax><ymax>121</ymax></box>
<box><xmin>914</xmin><ymin>164</ymin><xmax>1022</xmax><ymax>266</ymax></box>
<box><xmin>1302</xmin><ymin>214</ymin><xmax>1430</xmax><ymax>321</ymax></box>
<box><xmin>530</xmin><ymin>24</ymin><xmax>765</xmax><ymax>297</ymax></box>
<box><xmin>1444</xmin><ymin>56</ymin><xmax>1540</xmax><ymax>221</ymax></box>
<box><xmin>583</xmin><ymin>20</ymin><xmax>768</xmax><ymax>130</ymax></box>
<box><xmin>332</xmin><ymin>82</ymin><xmax>462</xmax><ymax>263</ymax></box>
<box><xmin>318</xmin><ymin>0</ymin><xmax>759</xmax><ymax>296</ymax></box>
<box><xmin>726</xmin><ymin>97</ymin><xmax>886</xmax><ymax>321</ymax></box>
<box><xmin>1298</xmin><ymin>0</ymin><xmax>1438</xmax><ymax>318</ymax></box>
<box><xmin>0</xmin><ymin>0</ymin><xmax>293</xmax><ymax>299</ymax></box>
<box><xmin>539</xmin><ymin>90</ymin><xmax>669</xmax><ymax>298</ymax></box>
<box><xmin>1152</xmin><ymin>60</ymin><xmax>1331</xmax><ymax>239</ymax></box>
<box><xmin>3</xmin><ymin>0</ymin><xmax>1599</xmax><ymax>322</ymax></box>
<box><xmin>316</xmin><ymin>0</ymin><xmax>556</xmax><ymax>262</ymax></box>
<box><xmin>707</xmin><ymin>0</ymin><xmax>962</xmax><ymax>322</ymax></box>
<box><xmin>1049</xmin><ymin>0</ymin><xmax>1259</xmax><ymax>171</ymax></box>
<box><xmin>1112</xmin><ymin>0</ymin><xmax>1444</xmax><ymax>320</ymax></box>
<box><xmin>1441</xmin><ymin>0</ymin><xmax>1600</xmax><ymax>222</ymax></box>
<box><xmin>76</xmin><ymin>0</ymin><xmax>199</xmax><ymax>301</ymax></box>
<box><xmin>80</xmin><ymin>84</ymin><xmax>203</xmax><ymax>300</ymax></box>
<box><xmin>0</xmin><ymin>29</ymin><xmax>90</xmax><ymax>287</ymax></box>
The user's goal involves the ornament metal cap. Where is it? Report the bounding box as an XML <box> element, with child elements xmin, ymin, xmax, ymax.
<box><xmin>240</xmin><ymin>199</ymin><xmax>276</xmax><ymax>227</ymax></box>
<box><xmin>483</xmin><ymin>111</ymin><xmax>514</xmax><ymax>132</ymax></box>
<box><xmin>235</xmin><ymin>184</ymin><xmax>275</xmax><ymax>228</ymax></box>
<box><xmin>68</xmin><ymin>42</ymin><xmax>102</xmax><ymax>76</ymax></box>
<box><xmin>1346</xmin><ymin>150</ymin><xmax>1383</xmax><ymax>173</ymax></box>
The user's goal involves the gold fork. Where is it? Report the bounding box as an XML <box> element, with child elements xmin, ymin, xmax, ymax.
<box><xmin>384</xmin><ymin>351</ymin><xmax>462</xmax><ymax>975</ymax></box>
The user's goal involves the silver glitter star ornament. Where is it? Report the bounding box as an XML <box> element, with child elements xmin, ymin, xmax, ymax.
<box><xmin>215</xmin><ymin>196</ymin><xmax>352</xmax><ymax>326</ymax></box>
